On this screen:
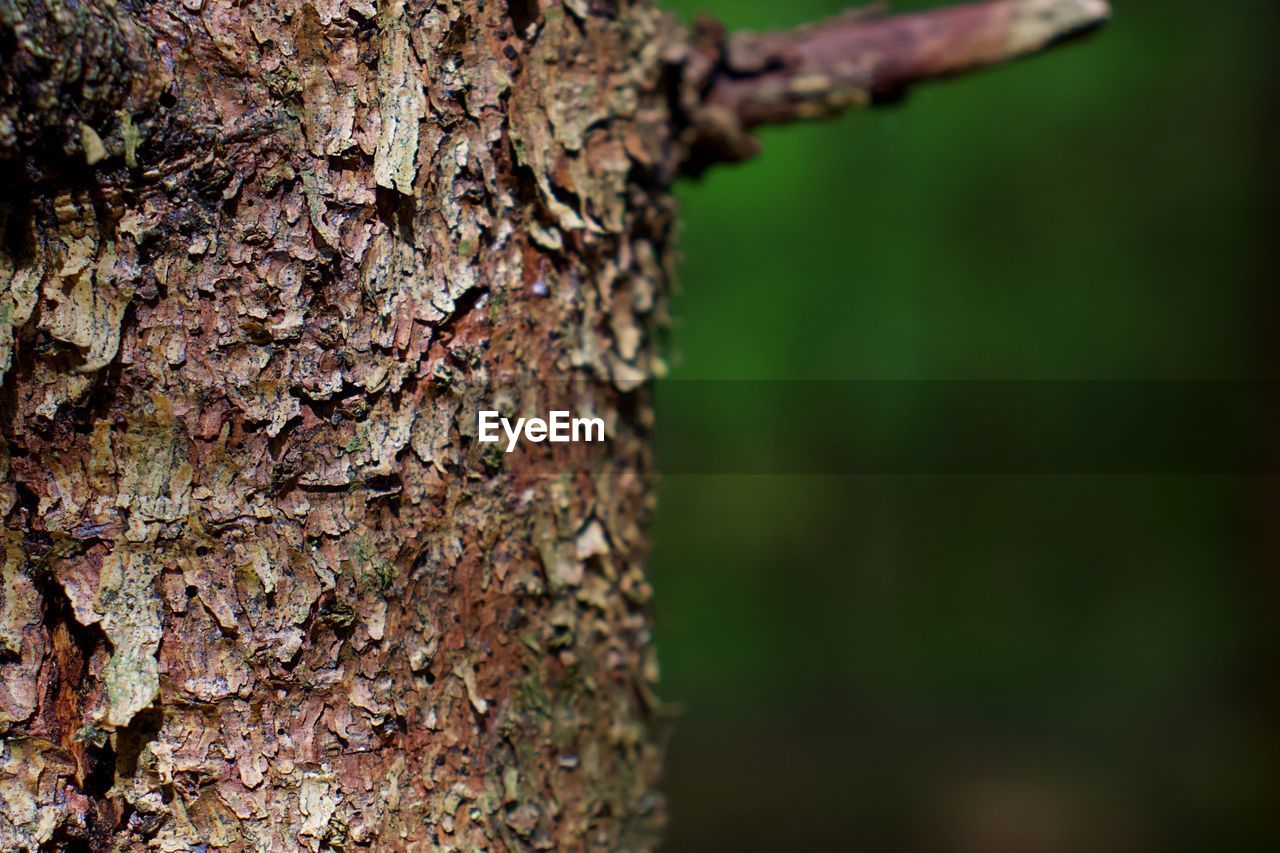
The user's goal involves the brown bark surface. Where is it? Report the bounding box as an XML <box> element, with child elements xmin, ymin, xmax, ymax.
<box><xmin>2</xmin><ymin>0</ymin><xmax>678</xmax><ymax>848</ymax></box>
<box><xmin>0</xmin><ymin>0</ymin><xmax>1104</xmax><ymax>849</ymax></box>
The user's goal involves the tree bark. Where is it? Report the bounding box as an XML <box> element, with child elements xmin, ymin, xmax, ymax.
<box><xmin>0</xmin><ymin>0</ymin><xmax>1105</xmax><ymax>849</ymax></box>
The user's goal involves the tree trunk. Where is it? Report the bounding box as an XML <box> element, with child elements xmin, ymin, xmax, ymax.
<box><xmin>0</xmin><ymin>0</ymin><xmax>1105</xmax><ymax>849</ymax></box>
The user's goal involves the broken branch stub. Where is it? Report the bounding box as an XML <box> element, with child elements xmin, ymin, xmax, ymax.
<box><xmin>685</xmin><ymin>0</ymin><xmax>1111</xmax><ymax>168</ymax></box>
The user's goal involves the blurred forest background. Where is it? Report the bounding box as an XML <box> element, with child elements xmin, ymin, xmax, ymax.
<box><xmin>649</xmin><ymin>1</ymin><xmax>1280</xmax><ymax>850</ymax></box>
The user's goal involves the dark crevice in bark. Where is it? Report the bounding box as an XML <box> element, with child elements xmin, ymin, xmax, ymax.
<box><xmin>35</xmin><ymin>567</ymin><xmax>118</xmax><ymax>848</ymax></box>
<box><xmin>433</xmin><ymin>283</ymin><xmax>491</xmax><ymax>345</ymax></box>
<box><xmin>12</xmin><ymin>481</ymin><xmax>41</xmax><ymax>529</ymax></box>
<box><xmin>501</xmin><ymin>0</ymin><xmax>537</xmax><ymax>36</ymax></box>
<box><xmin>374</xmin><ymin>185</ymin><xmax>417</xmax><ymax>245</ymax></box>
<box><xmin>114</xmin><ymin>711</ymin><xmax>161</xmax><ymax>776</ymax></box>
<box><xmin>78</xmin><ymin>736</ymin><xmax>116</xmax><ymax>802</ymax></box>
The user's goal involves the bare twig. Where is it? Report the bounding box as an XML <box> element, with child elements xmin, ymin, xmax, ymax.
<box><xmin>686</xmin><ymin>0</ymin><xmax>1110</xmax><ymax>167</ymax></box>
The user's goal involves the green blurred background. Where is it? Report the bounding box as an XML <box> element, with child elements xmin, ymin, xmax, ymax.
<box><xmin>649</xmin><ymin>1</ymin><xmax>1280</xmax><ymax>850</ymax></box>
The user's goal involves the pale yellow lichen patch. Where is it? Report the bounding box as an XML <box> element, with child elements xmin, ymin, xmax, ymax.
<box><xmin>40</xmin><ymin>227</ymin><xmax>132</xmax><ymax>375</ymax></box>
<box><xmin>574</xmin><ymin>519</ymin><xmax>611</xmax><ymax>561</ymax></box>
<box><xmin>788</xmin><ymin>73</ymin><xmax>833</xmax><ymax>95</ymax></box>
<box><xmin>373</xmin><ymin>0</ymin><xmax>425</xmax><ymax>194</ymax></box>
<box><xmin>300</xmin><ymin>167</ymin><xmax>341</xmax><ymax>251</ymax></box>
<box><xmin>298</xmin><ymin>7</ymin><xmax>359</xmax><ymax>157</ymax></box>
<box><xmin>0</xmin><ymin>534</ymin><xmax>32</xmax><ymax>658</ymax></box>
<box><xmin>235</xmin><ymin>538</ymin><xmax>278</xmax><ymax>594</ymax></box>
<box><xmin>0</xmin><ymin>738</ymin><xmax>76</xmax><ymax>849</ymax></box>
<box><xmin>96</xmin><ymin>547</ymin><xmax>164</xmax><ymax>728</ymax></box>
<box><xmin>299</xmin><ymin>772</ymin><xmax>341</xmax><ymax>850</ymax></box>
<box><xmin>80</xmin><ymin>123</ymin><xmax>108</xmax><ymax>165</ymax></box>
<box><xmin>455</xmin><ymin>662</ymin><xmax>489</xmax><ymax>716</ymax></box>
<box><xmin>121</xmin><ymin>110</ymin><xmax>142</xmax><ymax>168</ymax></box>
<box><xmin>0</xmin><ymin>533</ymin><xmax>40</xmax><ymax>729</ymax></box>
<box><xmin>0</xmin><ymin>204</ymin><xmax>43</xmax><ymax>386</ymax></box>
<box><xmin>116</xmin><ymin>394</ymin><xmax>194</xmax><ymax>542</ymax></box>
<box><xmin>508</xmin><ymin>6</ymin><xmax>669</xmax><ymax>235</ymax></box>
<box><xmin>94</xmin><ymin>398</ymin><xmax>188</xmax><ymax>725</ymax></box>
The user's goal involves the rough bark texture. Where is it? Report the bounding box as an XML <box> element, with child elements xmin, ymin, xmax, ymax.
<box><xmin>2</xmin><ymin>0</ymin><xmax>679</xmax><ymax>848</ymax></box>
<box><xmin>0</xmin><ymin>0</ymin><xmax>1105</xmax><ymax>849</ymax></box>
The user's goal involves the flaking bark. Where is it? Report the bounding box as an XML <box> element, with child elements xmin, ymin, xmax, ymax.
<box><xmin>0</xmin><ymin>0</ymin><xmax>1104</xmax><ymax>849</ymax></box>
<box><xmin>2</xmin><ymin>1</ymin><xmax>675</xmax><ymax>847</ymax></box>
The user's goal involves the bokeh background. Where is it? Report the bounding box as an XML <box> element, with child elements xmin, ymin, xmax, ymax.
<box><xmin>649</xmin><ymin>1</ymin><xmax>1280</xmax><ymax>850</ymax></box>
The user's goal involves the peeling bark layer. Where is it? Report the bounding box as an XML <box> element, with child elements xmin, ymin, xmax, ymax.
<box><xmin>0</xmin><ymin>0</ymin><xmax>681</xmax><ymax>848</ymax></box>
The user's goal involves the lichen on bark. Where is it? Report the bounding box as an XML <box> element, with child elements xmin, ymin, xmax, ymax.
<box><xmin>0</xmin><ymin>0</ymin><xmax>680</xmax><ymax>848</ymax></box>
